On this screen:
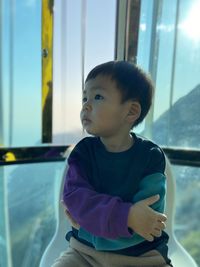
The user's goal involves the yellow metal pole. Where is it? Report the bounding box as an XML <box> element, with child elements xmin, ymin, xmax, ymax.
<box><xmin>42</xmin><ymin>0</ymin><xmax>54</xmax><ymax>143</ymax></box>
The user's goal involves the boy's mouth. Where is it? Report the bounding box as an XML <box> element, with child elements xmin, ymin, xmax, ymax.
<box><xmin>81</xmin><ymin>116</ymin><xmax>91</xmax><ymax>124</ymax></box>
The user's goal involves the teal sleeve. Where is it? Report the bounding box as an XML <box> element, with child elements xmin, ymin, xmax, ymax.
<box><xmin>133</xmin><ymin>173</ymin><xmax>166</xmax><ymax>212</ymax></box>
<box><xmin>78</xmin><ymin>172</ymin><xmax>166</xmax><ymax>250</ymax></box>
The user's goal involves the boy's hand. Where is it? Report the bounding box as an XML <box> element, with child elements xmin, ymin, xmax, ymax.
<box><xmin>61</xmin><ymin>200</ymin><xmax>80</xmax><ymax>230</ymax></box>
<box><xmin>127</xmin><ymin>195</ymin><xmax>167</xmax><ymax>242</ymax></box>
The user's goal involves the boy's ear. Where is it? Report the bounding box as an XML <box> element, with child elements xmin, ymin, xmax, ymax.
<box><xmin>126</xmin><ymin>101</ymin><xmax>141</xmax><ymax>123</ymax></box>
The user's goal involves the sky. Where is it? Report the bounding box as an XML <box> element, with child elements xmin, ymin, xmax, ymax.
<box><xmin>1</xmin><ymin>0</ymin><xmax>200</xmax><ymax>146</ymax></box>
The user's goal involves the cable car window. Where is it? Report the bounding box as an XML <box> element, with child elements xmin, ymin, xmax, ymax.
<box><xmin>172</xmin><ymin>165</ymin><xmax>200</xmax><ymax>264</ymax></box>
<box><xmin>1</xmin><ymin>161</ymin><xmax>66</xmax><ymax>267</ymax></box>
<box><xmin>53</xmin><ymin>0</ymin><xmax>116</xmax><ymax>145</ymax></box>
<box><xmin>1</xmin><ymin>1</ymin><xmax>42</xmax><ymax>147</ymax></box>
<box><xmin>133</xmin><ymin>1</ymin><xmax>200</xmax><ymax>265</ymax></box>
<box><xmin>0</xmin><ymin>1</ymin><xmax>117</xmax><ymax>266</ymax></box>
<box><xmin>136</xmin><ymin>0</ymin><xmax>200</xmax><ymax>149</ymax></box>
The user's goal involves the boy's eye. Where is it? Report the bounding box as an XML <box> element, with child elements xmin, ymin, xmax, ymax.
<box><xmin>95</xmin><ymin>94</ymin><xmax>104</xmax><ymax>100</ymax></box>
<box><xmin>82</xmin><ymin>97</ymin><xmax>87</xmax><ymax>103</ymax></box>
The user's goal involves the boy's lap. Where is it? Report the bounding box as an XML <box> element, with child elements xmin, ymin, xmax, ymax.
<box><xmin>51</xmin><ymin>239</ymin><xmax>172</xmax><ymax>267</ymax></box>
<box><xmin>51</xmin><ymin>247</ymin><xmax>91</xmax><ymax>267</ymax></box>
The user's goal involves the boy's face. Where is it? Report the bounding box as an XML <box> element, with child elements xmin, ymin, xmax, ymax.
<box><xmin>80</xmin><ymin>75</ymin><xmax>133</xmax><ymax>137</ymax></box>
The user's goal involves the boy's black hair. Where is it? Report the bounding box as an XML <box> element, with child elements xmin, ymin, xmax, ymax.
<box><xmin>85</xmin><ymin>61</ymin><xmax>154</xmax><ymax>127</ymax></box>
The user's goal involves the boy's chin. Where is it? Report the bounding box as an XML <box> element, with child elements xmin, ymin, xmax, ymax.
<box><xmin>84</xmin><ymin>128</ymin><xmax>97</xmax><ymax>136</ymax></box>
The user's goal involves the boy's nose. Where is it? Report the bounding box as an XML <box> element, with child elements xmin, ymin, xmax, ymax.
<box><xmin>82</xmin><ymin>100</ymin><xmax>92</xmax><ymax>111</ymax></box>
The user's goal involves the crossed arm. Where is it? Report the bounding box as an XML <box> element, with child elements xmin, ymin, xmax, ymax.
<box><xmin>62</xmin><ymin>162</ymin><xmax>167</xmax><ymax>242</ymax></box>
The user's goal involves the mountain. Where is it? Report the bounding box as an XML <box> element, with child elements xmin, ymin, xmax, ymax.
<box><xmin>151</xmin><ymin>84</ymin><xmax>200</xmax><ymax>263</ymax></box>
<box><xmin>152</xmin><ymin>84</ymin><xmax>200</xmax><ymax>147</ymax></box>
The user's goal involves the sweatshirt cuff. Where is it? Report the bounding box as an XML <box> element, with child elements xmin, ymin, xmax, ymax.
<box><xmin>78</xmin><ymin>227</ymin><xmax>93</xmax><ymax>243</ymax></box>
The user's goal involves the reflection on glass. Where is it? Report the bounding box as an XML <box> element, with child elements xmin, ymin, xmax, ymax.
<box><xmin>137</xmin><ymin>0</ymin><xmax>200</xmax><ymax>148</ymax></box>
<box><xmin>2</xmin><ymin>1</ymin><xmax>42</xmax><ymax>147</ymax></box>
<box><xmin>0</xmin><ymin>146</ymin><xmax>68</xmax><ymax>165</ymax></box>
<box><xmin>53</xmin><ymin>0</ymin><xmax>116</xmax><ymax>145</ymax></box>
<box><xmin>179</xmin><ymin>1</ymin><xmax>200</xmax><ymax>43</ymax></box>
<box><xmin>172</xmin><ymin>165</ymin><xmax>200</xmax><ymax>266</ymax></box>
<box><xmin>2</xmin><ymin>161</ymin><xmax>66</xmax><ymax>267</ymax></box>
<box><xmin>0</xmin><ymin>168</ymin><xmax>9</xmax><ymax>267</ymax></box>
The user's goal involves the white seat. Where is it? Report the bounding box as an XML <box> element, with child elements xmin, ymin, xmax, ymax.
<box><xmin>39</xmin><ymin>160</ymin><xmax>71</xmax><ymax>267</ymax></box>
<box><xmin>39</xmin><ymin>155</ymin><xmax>198</xmax><ymax>267</ymax></box>
<box><xmin>164</xmin><ymin>156</ymin><xmax>198</xmax><ymax>266</ymax></box>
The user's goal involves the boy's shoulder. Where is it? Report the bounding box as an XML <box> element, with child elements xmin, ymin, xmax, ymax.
<box><xmin>74</xmin><ymin>136</ymin><xmax>98</xmax><ymax>149</ymax></box>
<box><xmin>68</xmin><ymin>136</ymin><xmax>98</xmax><ymax>161</ymax></box>
<box><xmin>134</xmin><ymin>133</ymin><xmax>166</xmax><ymax>172</ymax></box>
<box><xmin>134</xmin><ymin>133</ymin><xmax>164</xmax><ymax>154</ymax></box>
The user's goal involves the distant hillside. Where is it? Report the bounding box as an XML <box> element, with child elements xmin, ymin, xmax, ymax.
<box><xmin>152</xmin><ymin>84</ymin><xmax>200</xmax><ymax>147</ymax></box>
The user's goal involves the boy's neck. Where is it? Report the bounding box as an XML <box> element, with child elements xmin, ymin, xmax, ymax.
<box><xmin>100</xmin><ymin>133</ymin><xmax>134</xmax><ymax>153</ymax></box>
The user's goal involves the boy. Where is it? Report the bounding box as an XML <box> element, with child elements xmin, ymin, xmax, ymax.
<box><xmin>52</xmin><ymin>61</ymin><xmax>173</xmax><ymax>267</ymax></box>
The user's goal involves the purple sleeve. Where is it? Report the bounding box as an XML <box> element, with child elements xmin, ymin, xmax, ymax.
<box><xmin>62</xmin><ymin>162</ymin><xmax>133</xmax><ymax>239</ymax></box>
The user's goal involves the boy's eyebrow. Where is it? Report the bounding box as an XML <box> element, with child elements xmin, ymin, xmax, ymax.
<box><xmin>83</xmin><ymin>86</ymin><xmax>107</xmax><ymax>94</ymax></box>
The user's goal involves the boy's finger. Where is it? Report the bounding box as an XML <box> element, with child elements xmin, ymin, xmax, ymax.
<box><xmin>151</xmin><ymin>228</ymin><xmax>162</xmax><ymax>237</ymax></box>
<box><xmin>60</xmin><ymin>199</ymin><xmax>65</xmax><ymax>206</ymax></box>
<box><xmin>143</xmin><ymin>195</ymin><xmax>160</xmax><ymax>206</ymax></box>
<box><xmin>65</xmin><ymin>210</ymin><xmax>74</xmax><ymax>222</ymax></box>
<box><xmin>65</xmin><ymin>210</ymin><xmax>75</xmax><ymax>221</ymax></box>
<box><xmin>157</xmin><ymin>221</ymin><xmax>166</xmax><ymax>230</ymax></box>
<box><xmin>157</xmin><ymin>213</ymin><xmax>167</xmax><ymax>222</ymax></box>
<box><xmin>65</xmin><ymin>210</ymin><xmax>74</xmax><ymax>220</ymax></box>
<box><xmin>145</xmin><ymin>234</ymin><xmax>154</xmax><ymax>242</ymax></box>
<box><xmin>61</xmin><ymin>200</ymin><xmax>69</xmax><ymax>210</ymax></box>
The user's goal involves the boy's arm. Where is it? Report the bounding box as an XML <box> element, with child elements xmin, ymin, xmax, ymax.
<box><xmin>78</xmin><ymin>173</ymin><xmax>167</xmax><ymax>244</ymax></box>
<box><xmin>127</xmin><ymin>146</ymin><xmax>167</xmax><ymax>240</ymax></box>
<box><xmin>63</xmin><ymin>146</ymin><xmax>167</xmax><ymax>241</ymax></box>
<box><xmin>127</xmin><ymin>173</ymin><xmax>167</xmax><ymax>241</ymax></box>
<box><xmin>62</xmin><ymin>161</ymin><xmax>133</xmax><ymax>239</ymax></box>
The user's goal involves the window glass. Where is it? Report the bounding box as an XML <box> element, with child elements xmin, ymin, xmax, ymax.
<box><xmin>137</xmin><ymin>0</ymin><xmax>200</xmax><ymax>148</ymax></box>
<box><xmin>0</xmin><ymin>169</ymin><xmax>8</xmax><ymax>267</ymax></box>
<box><xmin>1</xmin><ymin>2</ymin><xmax>118</xmax><ymax>266</ymax></box>
<box><xmin>53</xmin><ymin>0</ymin><xmax>83</xmax><ymax>145</ymax></box>
<box><xmin>1</xmin><ymin>0</ymin><xmax>117</xmax><ymax>147</ymax></box>
<box><xmin>1</xmin><ymin>0</ymin><xmax>42</xmax><ymax>147</ymax></box>
<box><xmin>153</xmin><ymin>0</ymin><xmax>200</xmax><ymax>148</ymax></box>
<box><xmin>53</xmin><ymin>0</ymin><xmax>116</xmax><ymax>145</ymax></box>
<box><xmin>84</xmin><ymin>0</ymin><xmax>116</xmax><ymax>75</ymax></box>
<box><xmin>136</xmin><ymin>1</ymin><xmax>200</xmax><ymax>265</ymax></box>
<box><xmin>172</xmin><ymin>165</ymin><xmax>200</xmax><ymax>266</ymax></box>
<box><xmin>0</xmin><ymin>161</ymin><xmax>67</xmax><ymax>267</ymax></box>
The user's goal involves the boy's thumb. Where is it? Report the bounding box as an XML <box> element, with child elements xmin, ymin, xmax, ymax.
<box><xmin>143</xmin><ymin>195</ymin><xmax>160</xmax><ymax>206</ymax></box>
